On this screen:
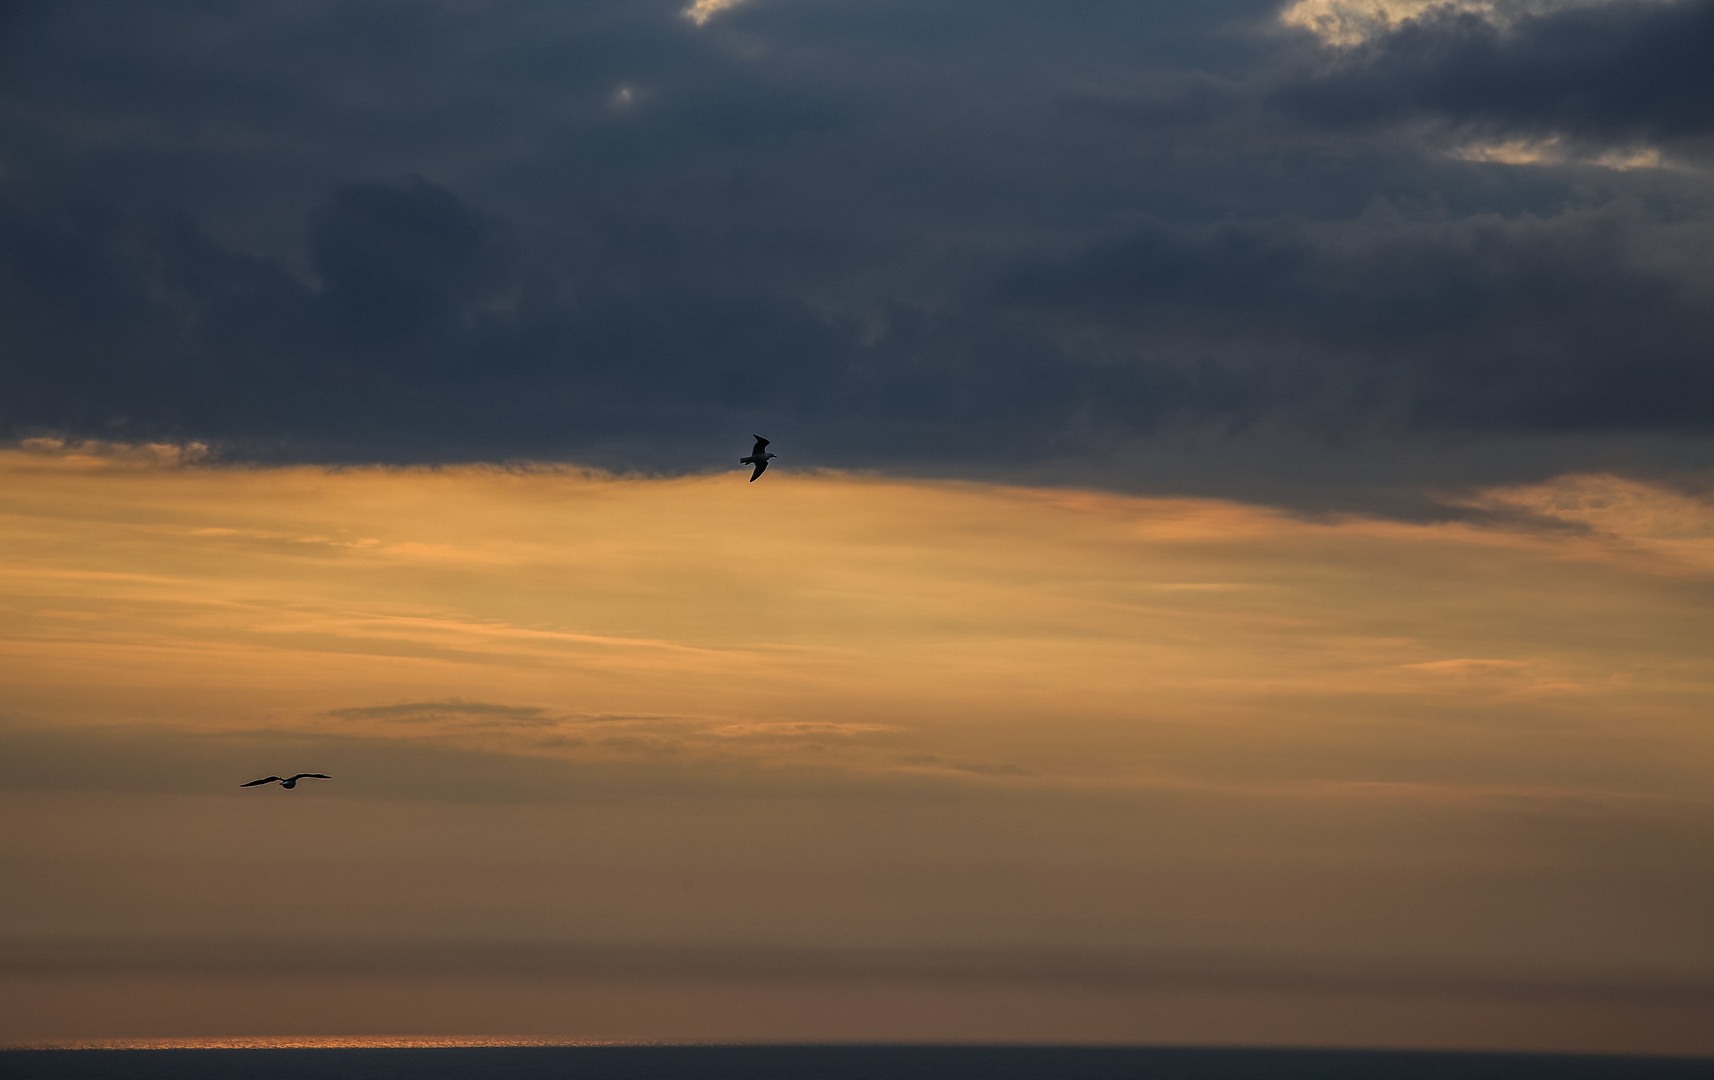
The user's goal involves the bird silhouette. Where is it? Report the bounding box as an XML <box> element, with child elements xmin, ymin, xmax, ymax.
<box><xmin>739</xmin><ymin>434</ymin><xmax>776</xmax><ymax>481</ymax></box>
<box><xmin>241</xmin><ymin>773</ymin><xmax>332</xmax><ymax>789</ymax></box>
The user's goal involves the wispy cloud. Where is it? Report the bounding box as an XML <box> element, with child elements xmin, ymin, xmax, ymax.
<box><xmin>682</xmin><ymin>0</ymin><xmax>751</xmax><ymax>27</ymax></box>
<box><xmin>1403</xmin><ymin>658</ymin><xmax>1528</xmax><ymax>674</ymax></box>
<box><xmin>1448</xmin><ymin>135</ymin><xmax>1669</xmax><ymax>172</ymax></box>
<box><xmin>327</xmin><ymin>699</ymin><xmax>566</xmax><ymax>727</ymax></box>
<box><xmin>1278</xmin><ymin>0</ymin><xmax>1680</xmax><ymax>47</ymax></box>
<box><xmin>14</xmin><ymin>437</ymin><xmax>213</xmax><ymax>470</ymax></box>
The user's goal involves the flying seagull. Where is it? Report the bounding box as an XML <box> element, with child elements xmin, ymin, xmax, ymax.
<box><xmin>739</xmin><ymin>435</ymin><xmax>776</xmax><ymax>482</ymax></box>
<box><xmin>241</xmin><ymin>773</ymin><xmax>332</xmax><ymax>789</ymax></box>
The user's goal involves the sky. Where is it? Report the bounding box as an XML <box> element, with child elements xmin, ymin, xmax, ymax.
<box><xmin>2</xmin><ymin>0</ymin><xmax>1713</xmax><ymax>1054</ymax></box>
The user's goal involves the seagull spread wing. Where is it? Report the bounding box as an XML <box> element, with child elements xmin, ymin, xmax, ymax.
<box><xmin>750</xmin><ymin>460</ymin><xmax>768</xmax><ymax>482</ymax></box>
<box><xmin>288</xmin><ymin>773</ymin><xmax>333</xmax><ymax>781</ymax></box>
<box><xmin>751</xmin><ymin>435</ymin><xmax>769</xmax><ymax>456</ymax></box>
<box><xmin>242</xmin><ymin>776</ymin><xmax>284</xmax><ymax>787</ymax></box>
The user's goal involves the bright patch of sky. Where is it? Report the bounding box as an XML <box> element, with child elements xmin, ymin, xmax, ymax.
<box><xmin>1279</xmin><ymin>0</ymin><xmax>1681</xmax><ymax>46</ymax></box>
<box><xmin>683</xmin><ymin>0</ymin><xmax>750</xmax><ymax>27</ymax></box>
<box><xmin>1450</xmin><ymin>135</ymin><xmax>1667</xmax><ymax>171</ymax></box>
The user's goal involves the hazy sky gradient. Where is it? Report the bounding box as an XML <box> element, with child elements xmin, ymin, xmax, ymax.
<box><xmin>2</xmin><ymin>444</ymin><xmax>1711</xmax><ymax>1049</ymax></box>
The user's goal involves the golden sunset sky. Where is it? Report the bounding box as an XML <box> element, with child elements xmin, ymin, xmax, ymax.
<box><xmin>2</xmin><ymin>440</ymin><xmax>1710</xmax><ymax>1052</ymax></box>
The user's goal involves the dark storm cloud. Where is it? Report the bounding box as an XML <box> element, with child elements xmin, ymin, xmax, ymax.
<box><xmin>1002</xmin><ymin>199</ymin><xmax>1714</xmax><ymax>434</ymax></box>
<box><xmin>1276</xmin><ymin>0</ymin><xmax>1714</xmax><ymax>146</ymax></box>
<box><xmin>310</xmin><ymin>176</ymin><xmax>517</xmax><ymax>352</ymax></box>
<box><xmin>1</xmin><ymin>0</ymin><xmax>1712</xmax><ymax>505</ymax></box>
<box><xmin>0</xmin><ymin>173</ymin><xmax>859</xmax><ymax>463</ymax></box>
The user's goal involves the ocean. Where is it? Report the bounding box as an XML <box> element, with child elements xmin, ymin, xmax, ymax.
<box><xmin>4</xmin><ymin>1045</ymin><xmax>1712</xmax><ymax>1079</ymax></box>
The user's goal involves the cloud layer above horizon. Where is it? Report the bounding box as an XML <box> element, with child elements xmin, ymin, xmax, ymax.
<box><xmin>2</xmin><ymin>0</ymin><xmax>1712</xmax><ymax>508</ymax></box>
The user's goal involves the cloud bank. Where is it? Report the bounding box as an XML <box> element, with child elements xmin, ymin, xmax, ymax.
<box><xmin>0</xmin><ymin>1</ymin><xmax>1710</xmax><ymax>509</ymax></box>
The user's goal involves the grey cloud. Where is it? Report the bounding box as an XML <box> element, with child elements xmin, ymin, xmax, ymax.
<box><xmin>1276</xmin><ymin>0</ymin><xmax>1714</xmax><ymax>147</ymax></box>
<box><xmin>9</xmin><ymin>172</ymin><xmax>1710</xmax><ymax>483</ymax></box>
<box><xmin>310</xmin><ymin>176</ymin><xmax>517</xmax><ymax>353</ymax></box>
<box><xmin>898</xmin><ymin>754</ymin><xmax>1032</xmax><ymax>777</ymax></box>
<box><xmin>1001</xmin><ymin>200</ymin><xmax>1714</xmax><ymax>435</ymax></box>
<box><xmin>0</xmin><ymin>175</ymin><xmax>858</xmax><ymax>463</ymax></box>
<box><xmin>0</xmin><ymin>0</ymin><xmax>1712</xmax><ymax>509</ymax></box>
<box><xmin>326</xmin><ymin>699</ymin><xmax>561</xmax><ymax>726</ymax></box>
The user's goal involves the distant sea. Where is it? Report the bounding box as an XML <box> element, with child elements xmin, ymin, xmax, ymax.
<box><xmin>4</xmin><ymin>1042</ymin><xmax>1712</xmax><ymax>1080</ymax></box>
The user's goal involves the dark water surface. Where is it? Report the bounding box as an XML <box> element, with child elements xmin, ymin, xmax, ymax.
<box><xmin>5</xmin><ymin>1046</ymin><xmax>1713</xmax><ymax>1080</ymax></box>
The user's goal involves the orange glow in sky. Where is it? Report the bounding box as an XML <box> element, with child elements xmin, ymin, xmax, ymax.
<box><xmin>2</xmin><ymin>441</ymin><xmax>1711</xmax><ymax>1052</ymax></box>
